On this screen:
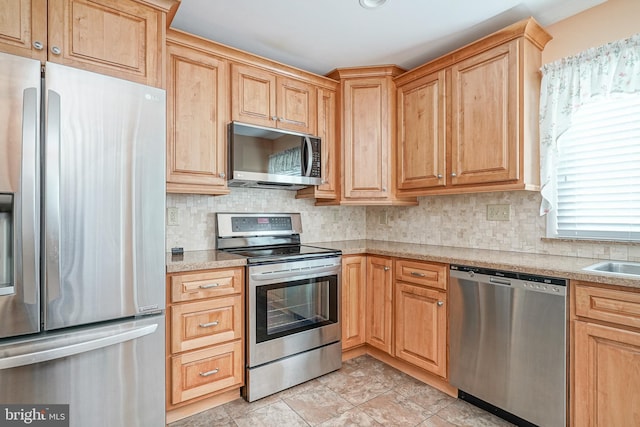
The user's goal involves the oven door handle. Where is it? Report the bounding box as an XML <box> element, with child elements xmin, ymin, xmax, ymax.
<box><xmin>250</xmin><ymin>265</ymin><xmax>338</xmax><ymax>281</ymax></box>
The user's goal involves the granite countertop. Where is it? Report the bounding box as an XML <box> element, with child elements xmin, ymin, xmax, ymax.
<box><xmin>166</xmin><ymin>239</ymin><xmax>640</xmax><ymax>290</ymax></box>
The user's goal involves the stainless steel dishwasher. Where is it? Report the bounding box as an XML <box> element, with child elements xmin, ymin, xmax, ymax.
<box><xmin>449</xmin><ymin>265</ymin><xmax>567</xmax><ymax>427</ymax></box>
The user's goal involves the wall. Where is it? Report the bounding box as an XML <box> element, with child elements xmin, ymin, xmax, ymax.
<box><xmin>543</xmin><ymin>0</ymin><xmax>640</xmax><ymax>63</ymax></box>
<box><xmin>166</xmin><ymin>190</ymin><xmax>366</xmax><ymax>251</ymax></box>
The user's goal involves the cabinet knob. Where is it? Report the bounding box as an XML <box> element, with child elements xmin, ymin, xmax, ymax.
<box><xmin>437</xmin><ymin>174</ymin><xmax>443</xmax><ymax>179</ymax></box>
<box><xmin>437</xmin><ymin>301</ymin><xmax>444</xmax><ymax>307</ymax></box>
<box><xmin>219</xmin><ymin>172</ymin><xmax>226</xmax><ymax>178</ymax></box>
<box><xmin>383</xmin><ymin>266</ymin><xmax>390</xmax><ymax>271</ymax></box>
<box><xmin>382</xmin><ymin>187</ymin><xmax>387</xmax><ymax>192</ymax></box>
<box><xmin>451</xmin><ymin>172</ymin><xmax>457</xmax><ymax>177</ymax></box>
<box><xmin>50</xmin><ymin>46</ymin><xmax>61</xmax><ymax>55</ymax></box>
<box><xmin>271</xmin><ymin>116</ymin><xmax>278</xmax><ymax>121</ymax></box>
<box><xmin>33</xmin><ymin>41</ymin><xmax>44</xmax><ymax>50</ymax></box>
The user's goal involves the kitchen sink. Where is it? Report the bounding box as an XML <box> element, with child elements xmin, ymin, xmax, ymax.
<box><xmin>583</xmin><ymin>261</ymin><xmax>640</xmax><ymax>277</ymax></box>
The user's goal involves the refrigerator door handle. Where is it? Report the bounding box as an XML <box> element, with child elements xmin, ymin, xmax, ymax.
<box><xmin>0</xmin><ymin>322</ymin><xmax>158</xmax><ymax>370</ymax></box>
<box><xmin>44</xmin><ymin>89</ymin><xmax>61</xmax><ymax>301</ymax></box>
<box><xmin>19</xmin><ymin>87</ymin><xmax>40</xmax><ymax>304</ymax></box>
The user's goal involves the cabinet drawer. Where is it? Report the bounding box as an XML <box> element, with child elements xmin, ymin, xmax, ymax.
<box><xmin>170</xmin><ymin>268</ymin><xmax>243</xmax><ymax>302</ymax></box>
<box><xmin>171</xmin><ymin>340</ymin><xmax>243</xmax><ymax>405</ymax></box>
<box><xmin>575</xmin><ymin>283</ymin><xmax>640</xmax><ymax>329</ymax></box>
<box><xmin>395</xmin><ymin>260</ymin><xmax>447</xmax><ymax>290</ymax></box>
<box><xmin>171</xmin><ymin>296</ymin><xmax>242</xmax><ymax>353</ymax></box>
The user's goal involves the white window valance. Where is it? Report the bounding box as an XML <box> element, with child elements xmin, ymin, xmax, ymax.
<box><xmin>539</xmin><ymin>33</ymin><xmax>640</xmax><ymax>216</ymax></box>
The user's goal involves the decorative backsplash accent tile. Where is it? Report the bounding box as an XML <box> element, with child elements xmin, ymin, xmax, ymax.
<box><xmin>167</xmin><ymin>189</ymin><xmax>638</xmax><ymax>261</ymax></box>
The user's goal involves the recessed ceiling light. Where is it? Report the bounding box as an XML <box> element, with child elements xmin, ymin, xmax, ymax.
<box><xmin>359</xmin><ymin>0</ymin><xmax>388</xmax><ymax>9</ymax></box>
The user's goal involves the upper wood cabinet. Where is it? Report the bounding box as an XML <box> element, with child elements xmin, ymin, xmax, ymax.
<box><xmin>166</xmin><ymin>30</ymin><xmax>229</xmax><ymax>195</ymax></box>
<box><xmin>0</xmin><ymin>0</ymin><xmax>47</xmax><ymax>61</ymax></box>
<box><xmin>329</xmin><ymin>66</ymin><xmax>417</xmax><ymax>206</ymax></box>
<box><xmin>396</xmin><ymin>70</ymin><xmax>446</xmax><ymax>192</ymax></box>
<box><xmin>231</xmin><ymin>63</ymin><xmax>317</xmax><ymax>135</ymax></box>
<box><xmin>395</xmin><ymin>18</ymin><xmax>552</xmax><ymax>197</ymax></box>
<box><xmin>0</xmin><ymin>0</ymin><xmax>178</xmax><ymax>87</ymax></box>
<box><xmin>296</xmin><ymin>86</ymin><xmax>339</xmax><ymax>201</ymax></box>
<box><xmin>365</xmin><ymin>256</ymin><xmax>393</xmax><ymax>354</ymax></box>
<box><xmin>572</xmin><ymin>281</ymin><xmax>640</xmax><ymax>427</ymax></box>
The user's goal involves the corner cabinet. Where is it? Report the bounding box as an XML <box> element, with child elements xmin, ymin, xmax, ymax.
<box><xmin>341</xmin><ymin>255</ymin><xmax>367</xmax><ymax>350</ymax></box>
<box><xmin>231</xmin><ymin>63</ymin><xmax>317</xmax><ymax>135</ymax></box>
<box><xmin>572</xmin><ymin>281</ymin><xmax>640</xmax><ymax>426</ymax></box>
<box><xmin>365</xmin><ymin>256</ymin><xmax>394</xmax><ymax>354</ymax></box>
<box><xmin>0</xmin><ymin>0</ymin><xmax>178</xmax><ymax>87</ymax></box>
<box><xmin>329</xmin><ymin>66</ymin><xmax>417</xmax><ymax>206</ymax></box>
<box><xmin>395</xmin><ymin>17</ymin><xmax>552</xmax><ymax>196</ymax></box>
<box><xmin>166</xmin><ymin>30</ymin><xmax>230</xmax><ymax>195</ymax></box>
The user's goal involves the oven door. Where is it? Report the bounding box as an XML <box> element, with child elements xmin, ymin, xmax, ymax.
<box><xmin>247</xmin><ymin>256</ymin><xmax>341</xmax><ymax>368</ymax></box>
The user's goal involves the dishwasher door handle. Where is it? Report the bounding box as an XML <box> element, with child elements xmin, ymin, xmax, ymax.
<box><xmin>489</xmin><ymin>277</ymin><xmax>512</xmax><ymax>286</ymax></box>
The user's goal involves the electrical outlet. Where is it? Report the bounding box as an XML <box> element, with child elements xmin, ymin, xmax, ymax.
<box><xmin>487</xmin><ymin>204</ymin><xmax>511</xmax><ymax>221</ymax></box>
<box><xmin>167</xmin><ymin>207</ymin><xmax>179</xmax><ymax>226</ymax></box>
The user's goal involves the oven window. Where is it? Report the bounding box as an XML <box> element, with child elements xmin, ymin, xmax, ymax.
<box><xmin>255</xmin><ymin>275</ymin><xmax>338</xmax><ymax>343</ymax></box>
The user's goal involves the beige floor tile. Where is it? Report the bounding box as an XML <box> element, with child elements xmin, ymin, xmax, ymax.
<box><xmin>394</xmin><ymin>375</ymin><xmax>457</xmax><ymax>414</ymax></box>
<box><xmin>417</xmin><ymin>414</ymin><xmax>459</xmax><ymax>427</ymax></box>
<box><xmin>233</xmin><ymin>400</ymin><xmax>309</xmax><ymax>427</ymax></box>
<box><xmin>283</xmin><ymin>385</ymin><xmax>354</xmax><ymax>426</ymax></box>
<box><xmin>359</xmin><ymin>390</ymin><xmax>432</xmax><ymax>426</ymax></box>
<box><xmin>167</xmin><ymin>404</ymin><xmax>233</xmax><ymax>427</ymax></box>
<box><xmin>316</xmin><ymin>407</ymin><xmax>383</xmax><ymax>427</ymax></box>
<box><xmin>435</xmin><ymin>400</ymin><xmax>515</xmax><ymax>427</ymax></box>
<box><xmin>222</xmin><ymin>393</ymin><xmax>282</xmax><ymax>419</ymax></box>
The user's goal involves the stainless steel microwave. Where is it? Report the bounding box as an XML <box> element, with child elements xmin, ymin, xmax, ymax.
<box><xmin>227</xmin><ymin>122</ymin><xmax>322</xmax><ymax>190</ymax></box>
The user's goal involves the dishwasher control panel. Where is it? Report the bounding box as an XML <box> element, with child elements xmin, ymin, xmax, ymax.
<box><xmin>450</xmin><ymin>264</ymin><xmax>567</xmax><ymax>296</ymax></box>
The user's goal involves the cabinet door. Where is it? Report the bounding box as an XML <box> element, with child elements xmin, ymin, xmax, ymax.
<box><xmin>397</xmin><ymin>70</ymin><xmax>446</xmax><ymax>192</ymax></box>
<box><xmin>341</xmin><ymin>255</ymin><xmax>366</xmax><ymax>350</ymax></box>
<box><xmin>47</xmin><ymin>0</ymin><xmax>165</xmax><ymax>87</ymax></box>
<box><xmin>450</xmin><ymin>41</ymin><xmax>518</xmax><ymax>186</ymax></box>
<box><xmin>231</xmin><ymin>63</ymin><xmax>276</xmax><ymax>128</ymax></box>
<box><xmin>343</xmin><ymin>77</ymin><xmax>390</xmax><ymax>199</ymax></box>
<box><xmin>277</xmin><ymin>76</ymin><xmax>316</xmax><ymax>134</ymax></box>
<box><xmin>573</xmin><ymin>321</ymin><xmax>640</xmax><ymax>426</ymax></box>
<box><xmin>166</xmin><ymin>41</ymin><xmax>229</xmax><ymax>194</ymax></box>
<box><xmin>394</xmin><ymin>282</ymin><xmax>447</xmax><ymax>377</ymax></box>
<box><xmin>365</xmin><ymin>256</ymin><xmax>393</xmax><ymax>354</ymax></box>
<box><xmin>316</xmin><ymin>87</ymin><xmax>338</xmax><ymax>197</ymax></box>
<box><xmin>0</xmin><ymin>0</ymin><xmax>47</xmax><ymax>61</ymax></box>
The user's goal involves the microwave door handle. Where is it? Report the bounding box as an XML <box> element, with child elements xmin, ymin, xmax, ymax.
<box><xmin>303</xmin><ymin>136</ymin><xmax>313</xmax><ymax>177</ymax></box>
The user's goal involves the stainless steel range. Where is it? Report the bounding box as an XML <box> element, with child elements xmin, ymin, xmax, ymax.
<box><xmin>216</xmin><ymin>213</ymin><xmax>342</xmax><ymax>402</ymax></box>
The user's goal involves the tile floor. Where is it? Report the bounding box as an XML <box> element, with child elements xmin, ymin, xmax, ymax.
<box><xmin>169</xmin><ymin>355</ymin><xmax>514</xmax><ymax>427</ymax></box>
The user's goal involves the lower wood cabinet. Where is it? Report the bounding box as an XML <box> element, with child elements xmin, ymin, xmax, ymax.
<box><xmin>572</xmin><ymin>282</ymin><xmax>640</xmax><ymax>426</ymax></box>
<box><xmin>341</xmin><ymin>255</ymin><xmax>366</xmax><ymax>350</ymax></box>
<box><xmin>166</xmin><ymin>267</ymin><xmax>244</xmax><ymax>412</ymax></box>
<box><xmin>394</xmin><ymin>281</ymin><xmax>447</xmax><ymax>377</ymax></box>
<box><xmin>365</xmin><ymin>256</ymin><xmax>394</xmax><ymax>354</ymax></box>
<box><xmin>394</xmin><ymin>260</ymin><xmax>447</xmax><ymax>377</ymax></box>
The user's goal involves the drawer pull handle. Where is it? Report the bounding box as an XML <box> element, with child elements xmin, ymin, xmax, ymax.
<box><xmin>410</xmin><ymin>272</ymin><xmax>426</xmax><ymax>277</ymax></box>
<box><xmin>199</xmin><ymin>283</ymin><xmax>219</xmax><ymax>289</ymax></box>
<box><xmin>199</xmin><ymin>368</ymin><xmax>219</xmax><ymax>377</ymax></box>
<box><xmin>199</xmin><ymin>321</ymin><xmax>219</xmax><ymax>328</ymax></box>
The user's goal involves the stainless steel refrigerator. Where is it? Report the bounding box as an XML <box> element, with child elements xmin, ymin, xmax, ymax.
<box><xmin>0</xmin><ymin>52</ymin><xmax>166</xmax><ymax>426</ymax></box>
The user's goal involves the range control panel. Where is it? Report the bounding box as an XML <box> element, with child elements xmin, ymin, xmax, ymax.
<box><xmin>231</xmin><ymin>216</ymin><xmax>292</xmax><ymax>232</ymax></box>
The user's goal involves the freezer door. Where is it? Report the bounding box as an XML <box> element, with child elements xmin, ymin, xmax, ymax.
<box><xmin>43</xmin><ymin>63</ymin><xmax>166</xmax><ymax>330</ymax></box>
<box><xmin>0</xmin><ymin>315</ymin><xmax>165</xmax><ymax>427</ymax></box>
<box><xmin>0</xmin><ymin>52</ymin><xmax>41</xmax><ymax>338</ymax></box>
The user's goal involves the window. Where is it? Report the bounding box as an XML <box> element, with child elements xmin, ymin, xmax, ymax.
<box><xmin>549</xmin><ymin>95</ymin><xmax>640</xmax><ymax>241</ymax></box>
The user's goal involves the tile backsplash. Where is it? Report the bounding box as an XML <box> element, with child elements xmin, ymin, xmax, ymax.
<box><xmin>167</xmin><ymin>189</ymin><xmax>639</xmax><ymax>261</ymax></box>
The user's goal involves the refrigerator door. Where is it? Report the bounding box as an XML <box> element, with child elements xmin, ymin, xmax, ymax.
<box><xmin>43</xmin><ymin>63</ymin><xmax>166</xmax><ymax>330</ymax></box>
<box><xmin>0</xmin><ymin>52</ymin><xmax>41</xmax><ymax>338</ymax></box>
<box><xmin>0</xmin><ymin>315</ymin><xmax>165</xmax><ymax>427</ymax></box>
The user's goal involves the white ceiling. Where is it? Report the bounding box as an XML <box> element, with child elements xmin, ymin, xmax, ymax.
<box><xmin>171</xmin><ymin>0</ymin><xmax>606</xmax><ymax>76</ymax></box>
